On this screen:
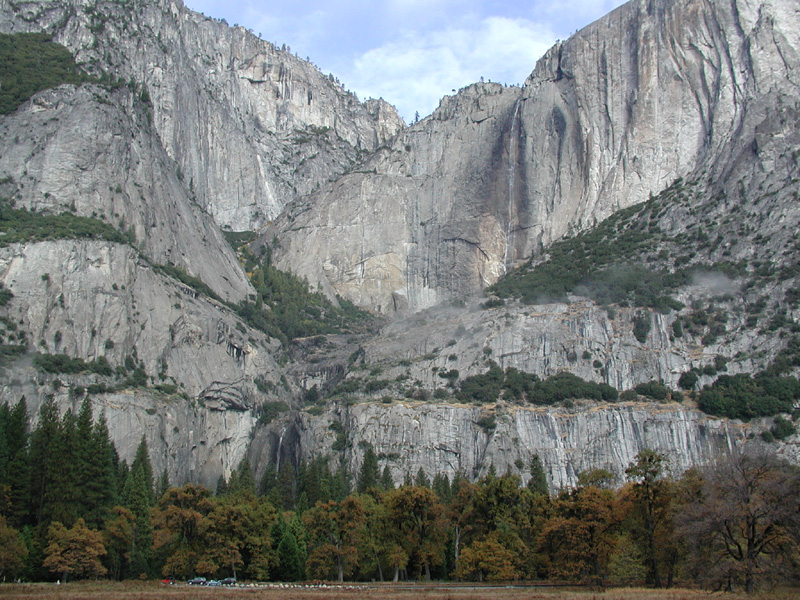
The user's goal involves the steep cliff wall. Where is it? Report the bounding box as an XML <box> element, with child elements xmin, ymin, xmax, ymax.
<box><xmin>0</xmin><ymin>0</ymin><xmax>797</xmax><ymax>489</ymax></box>
<box><xmin>267</xmin><ymin>0</ymin><xmax>800</xmax><ymax>314</ymax></box>
<box><xmin>1</xmin><ymin>375</ymin><xmax>262</xmax><ymax>486</ymax></box>
<box><xmin>0</xmin><ymin>0</ymin><xmax>405</xmax><ymax>230</ymax></box>
<box><xmin>357</xmin><ymin>296</ymin><xmax>786</xmax><ymax>394</ymax></box>
<box><xmin>0</xmin><ymin>84</ymin><xmax>250</xmax><ymax>302</ymax></box>
<box><xmin>249</xmin><ymin>400</ymin><xmax>745</xmax><ymax>491</ymax></box>
<box><xmin>516</xmin><ymin>0</ymin><xmax>800</xmax><ymax>245</ymax></box>
<box><xmin>0</xmin><ymin>237</ymin><xmax>295</xmax><ymax>486</ymax></box>
<box><xmin>0</xmin><ymin>239</ymin><xmax>287</xmax><ymax>398</ymax></box>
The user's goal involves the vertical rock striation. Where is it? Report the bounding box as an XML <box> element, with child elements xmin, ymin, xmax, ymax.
<box><xmin>267</xmin><ymin>0</ymin><xmax>800</xmax><ymax>314</ymax></box>
<box><xmin>0</xmin><ymin>0</ymin><xmax>405</xmax><ymax>230</ymax></box>
<box><xmin>255</xmin><ymin>401</ymin><xmax>743</xmax><ymax>491</ymax></box>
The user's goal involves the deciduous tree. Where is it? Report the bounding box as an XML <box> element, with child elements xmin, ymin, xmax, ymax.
<box><xmin>675</xmin><ymin>448</ymin><xmax>800</xmax><ymax>593</ymax></box>
<box><xmin>151</xmin><ymin>484</ymin><xmax>214</xmax><ymax>578</ymax></box>
<box><xmin>537</xmin><ymin>484</ymin><xmax>619</xmax><ymax>583</ymax></box>
<box><xmin>385</xmin><ymin>485</ymin><xmax>446</xmax><ymax>581</ymax></box>
<box><xmin>43</xmin><ymin>518</ymin><xmax>107</xmax><ymax>582</ymax></box>
<box><xmin>304</xmin><ymin>496</ymin><xmax>366</xmax><ymax>581</ymax></box>
<box><xmin>455</xmin><ymin>534</ymin><xmax>519</xmax><ymax>581</ymax></box>
<box><xmin>102</xmin><ymin>506</ymin><xmax>135</xmax><ymax>580</ymax></box>
<box><xmin>625</xmin><ymin>449</ymin><xmax>669</xmax><ymax>587</ymax></box>
<box><xmin>0</xmin><ymin>515</ymin><xmax>27</xmax><ymax>579</ymax></box>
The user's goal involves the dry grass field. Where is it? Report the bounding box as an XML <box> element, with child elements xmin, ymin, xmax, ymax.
<box><xmin>0</xmin><ymin>582</ymin><xmax>798</xmax><ymax>600</ymax></box>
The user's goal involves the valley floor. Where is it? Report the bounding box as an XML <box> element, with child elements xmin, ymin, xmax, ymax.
<box><xmin>0</xmin><ymin>582</ymin><xmax>797</xmax><ymax>600</ymax></box>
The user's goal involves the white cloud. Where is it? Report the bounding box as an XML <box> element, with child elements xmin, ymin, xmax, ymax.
<box><xmin>348</xmin><ymin>16</ymin><xmax>554</xmax><ymax>121</ymax></box>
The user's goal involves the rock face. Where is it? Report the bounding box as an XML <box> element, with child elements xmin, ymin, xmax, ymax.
<box><xmin>0</xmin><ymin>0</ymin><xmax>405</xmax><ymax>231</ymax></box>
<box><xmin>356</xmin><ymin>297</ymin><xmax>783</xmax><ymax>394</ymax></box>
<box><xmin>267</xmin><ymin>83</ymin><xmax>525</xmax><ymax>312</ymax></box>
<box><xmin>267</xmin><ymin>0</ymin><xmax>800</xmax><ymax>314</ymax></box>
<box><xmin>0</xmin><ymin>239</ymin><xmax>294</xmax><ymax>486</ymax></box>
<box><xmin>0</xmin><ymin>84</ymin><xmax>250</xmax><ymax>302</ymax></box>
<box><xmin>251</xmin><ymin>400</ymin><xmax>744</xmax><ymax>491</ymax></box>
<box><xmin>0</xmin><ymin>0</ymin><xmax>798</xmax><ymax>488</ymax></box>
<box><xmin>0</xmin><ymin>240</ymin><xmax>283</xmax><ymax>397</ymax></box>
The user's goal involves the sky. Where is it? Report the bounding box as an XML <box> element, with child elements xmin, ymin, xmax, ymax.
<box><xmin>184</xmin><ymin>0</ymin><xmax>627</xmax><ymax>122</ymax></box>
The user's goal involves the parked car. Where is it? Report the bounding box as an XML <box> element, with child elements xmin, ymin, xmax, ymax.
<box><xmin>206</xmin><ymin>580</ymin><xmax>221</xmax><ymax>586</ymax></box>
<box><xmin>220</xmin><ymin>577</ymin><xmax>237</xmax><ymax>586</ymax></box>
<box><xmin>187</xmin><ymin>577</ymin><xmax>206</xmax><ymax>585</ymax></box>
<box><xmin>161</xmin><ymin>576</ymin><xmax>175</xmax><ymax>585</ymax></box>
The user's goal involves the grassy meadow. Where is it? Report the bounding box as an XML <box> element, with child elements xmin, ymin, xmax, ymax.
<box><xmin>0</xmin><ymin>582</ymin><xmax>798</xmax><ymax>600</ymax></box>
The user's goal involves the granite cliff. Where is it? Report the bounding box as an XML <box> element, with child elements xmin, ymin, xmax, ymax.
<box><xmin>267</xmin><ymin>0</ymin><xmax>800</xmax><ymax>313</ymax></box>
<box><xmin>0</xmin><ymin>0</ymin><xmax>405</xmax><ymax>230</ymax></box>
<box><xmin>0</xmin><ymin>0</ymin><xmax>798</xmax><ymax>489</ymax></box>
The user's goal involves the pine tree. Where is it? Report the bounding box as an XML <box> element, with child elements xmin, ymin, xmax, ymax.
<box><xmin>269</xmin><ymin>516</ymin><xmax>287</xmax><ymax>579</ymax></box>
<box><xmin>216</xmin><ymin>475</ymin><xmax>229</xmax><ymax>496</ymax></box>
<box><xmin>415</xmin><ymin>467</ymin><xmax>431</xmax><ymax>489</ymax></box>
<box><xmin>44</xmin><ymin>409</ymin><xmax>81</xmax><ymax>527</ymax></box>
<box><xmin>330</xmin><ymin>457</ymin><xmax>351</xmax><ymax>502</ymax></box>
<box><xmin>28</xmin><ymin>397</ymin><xmax>60</xmax><ymax>526</ymax></box>
<box><xmin>0</xmin><ymin>397</ymin><xmax>27</xmax><ymax>472</ymax></box>
<box><xmin>296</xmin><ymin>458</ymin><xmax>309</xmax><ymax>499</ymax></box>
<box><xmin>259</xmin><ymin>462</ymin><xmax>277</xmax><ymax>499</ymax></box>
<box><xmin>156</xmin><ymin>468</ymin><xmax>170</xmax><ymax>500</ymax></box>
<box><xmin>292</xmin><ymin>456</ymin><xmax>334</xmax><ymax>506</ymax></box>
<box><xmin>527</xmin><ymin>454</ymin><xmax>549</xmax><ymax>496</ymax></box>
<box><xmin>287</xmin><ymin>512</ymin><xmax>308</xmax><ymax>567</ymax></box>
<box><xmin>275</xmin><ymin>460</ymin><xmax>296</xmax><ymax>510</ymax></box>
<box><xmin>380</xmin><ymin>466</ymin><xmax>394</xmax><ymax>491</ymax></box>
<box><xmin>230</xmin><ymin>458</ymin><xmax>255</xmax><ymax>498</ymax></box>
<box><xmin>129</xmin><ymin>436</ymin><xmax>154</xmax><ymax>505</ymax></box>
<box><xmin>276</xmin><ymin>526</ymin><xmax>304</xmax><ymax>581</ymax></box>
<box><xmin>0</xmin><ymin>402</ymin><xmax>9</xmax><ymax>477</ymax></box>
<box><xmin>122</xmin><ymin>439</ymin><xmax>156</xmax><ymax>579</ymax></box>
<box><xmin>74</xmin><ymin>401</ymin><xmax>117</xmax><ymax>528</ymax></box>
<box><xmin>432</xmin><ymin>472</ymin><xmax>452</xmax><ymax>503</ymax></box>
<box><xmin>121</xmin><ymin>467</ymin><xmax>153</xmax><ymax>579</ymax></box>
<box><xmin>227</xmin><ymin>468</ymin><xmax>239</xmax><ymax>495</ymax></box>
<box><xmin>357</xmin><ymin>443</ymin><xmax>380</xmax><ymax>493</ymax></box>
<box><xmin>0</xmin><ymin>398</ymin><xmax>30</xmax><ymax>527</ymax></box>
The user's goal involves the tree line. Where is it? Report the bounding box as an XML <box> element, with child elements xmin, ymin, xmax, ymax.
<box><xmin>1</xmin><ymin>396</ymin><xmax>799</xmax><ymax>593</ymax></box>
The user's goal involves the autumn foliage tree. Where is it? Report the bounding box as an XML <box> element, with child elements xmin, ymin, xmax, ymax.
<box><xmin>384</xmin><ymin>485</ymin><xmax>447</xmax><ymax>581</ymax></box>
<box><xmin>5</xmin><ymin>402</ymin><xmax>800</xmax><ymax>593</ymax></box>
<box><xmin>537</xmin><ymin>483</ymin><xmax>620</xmax><ymax>584</ymax></box>
<box><xmin>0</xmin><ymin>515</ymin><xmax>27</xmax><ymax>579</ymax></box>
<box><xmin>43</xmin><ymin>518</ymin><xmax>107</xmax><ymax>582</ymax></box>
<box><xmin>625</xmin><ymin>449</ymin><xmax>671</xmax><ymax>587</ymax></box>
<box><xmin>455</xmin><ymin>534</ymin><xmax>519</xmax><ymax>581</ymax></box>
<box><xmin>102</xmin><ymin>506</ymin><xmax>135</xmax><ymax>580</ymax></box>
<box><xmin>151</xmin><ymin>484</ymin><xmax>214</xmax><ymax>578</ymax></box>
<box><xmin>197</xmin><ymin>494</ymin><xmax>276</xmax><ymax>580</ymax></box>
<box><xmin>304</xmin><ymin>496</ymin><xmax>366</xmax><ymax>581</ymax></box>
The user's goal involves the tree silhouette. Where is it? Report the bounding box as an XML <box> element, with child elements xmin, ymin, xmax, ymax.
<box><xmin>676</xmin><ymin>448</ymin><xmax>800</xmax><ymax>593</ymax></box>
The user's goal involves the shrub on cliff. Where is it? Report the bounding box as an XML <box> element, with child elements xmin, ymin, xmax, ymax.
<box><xmin>456</xmin><ymin>366</ymin><xmax>618</xmax><ymax>405</ymax></box>
<box><xmin>697</xmin><ymin>373</ymin><xmax>799</xmax><ymax>420</ymax></box>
